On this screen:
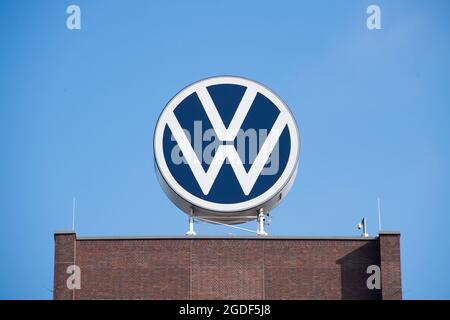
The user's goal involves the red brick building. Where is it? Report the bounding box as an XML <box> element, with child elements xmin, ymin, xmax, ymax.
<box><xmin>53</xmin><ymin>231</ymin><xmax>401</xmax><ymax>300</ymax></box>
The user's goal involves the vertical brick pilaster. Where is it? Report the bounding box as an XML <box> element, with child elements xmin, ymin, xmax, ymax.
<box><xmin>53</xmin><ymin>231</ymin><xmax>76</xmax><ymax>300</ymax></box>
<box><xmin>379</xmin><ymin>232</ymin><xmax>402</xmax><ymax>300</ymax></box>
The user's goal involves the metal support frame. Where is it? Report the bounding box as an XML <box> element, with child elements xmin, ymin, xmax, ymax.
<box><xmin>185</xmin><ymin>208</ymin><xmax>272</xmax><ymax>236</ymax></box>
<box><xmin>195</xmin><ymin>216</ymin><xmax>258</xmax><ymax>234</ymax></box>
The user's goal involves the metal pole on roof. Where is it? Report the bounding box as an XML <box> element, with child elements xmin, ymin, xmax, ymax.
<box><xmin>257</xmin><ymin>208</ymin><xmax>268</xmax><ymax>236</ymax></box>
<box><xmin>377</xmin><ymin>197</ymin><xmax>382</xmax><ymax>232</ymax></box>
<box><xmin>72</xmin><ymin>197</ymin><xmax>76</xmax><ymax>231</ymax></box>
<box><xmin>186</xmin><ymin>208</ymin><xmax>197</xmax><ymax>236</ymax></box>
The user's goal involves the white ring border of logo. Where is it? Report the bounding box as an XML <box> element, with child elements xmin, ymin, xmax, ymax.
<box><xmin>154</xmin><ymin>76</ymin><xmax>300</xmax><ymax>213</ymax></box>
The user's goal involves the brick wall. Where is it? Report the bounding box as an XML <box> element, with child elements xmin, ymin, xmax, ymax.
<box><xmin>379</xmin><ymin>232</ymin><xmax>402</xmax><ymax>299</ymax></box>
<box><xmin>53</xmin><ymin>232</ymin><xmax>401</xmax><ymax>300</ymax></box>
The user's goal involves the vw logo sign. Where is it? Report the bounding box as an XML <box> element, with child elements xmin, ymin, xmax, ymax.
<box><xmin>154</xmin><ymin>76</ymin><xmax>300</xmax><ymax>224</ymax></box>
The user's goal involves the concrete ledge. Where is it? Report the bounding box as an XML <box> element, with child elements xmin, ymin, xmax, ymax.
<box><xmin>74</xmin><ymin>234</ymin><xmax>379</xmax><ymax>241</ymax></box>
<box><xmin>379</xmin><ymin>231</ymin><xmax>401</xmax><ymax>235</ymax></box>
<box><xmin>54</xmin><ymin>230</ymin><xmax>76</xmax><ymax>235</ymax></box>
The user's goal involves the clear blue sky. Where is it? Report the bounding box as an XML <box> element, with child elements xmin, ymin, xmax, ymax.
<box><xmin>1</xmin><ymin>0</ymin><xmax>449</xmax><ymax>299</ymax></box>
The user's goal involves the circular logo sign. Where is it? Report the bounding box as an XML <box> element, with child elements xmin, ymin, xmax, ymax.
<box><xmin>154</xmin><ymin>76</ymin><xmax>299</xmax><ymax>223</ymax></box>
